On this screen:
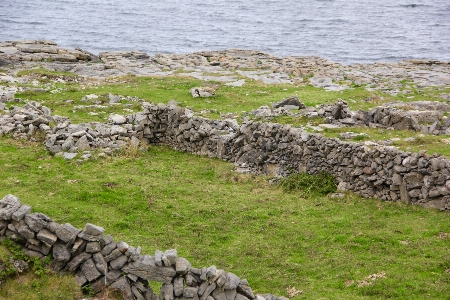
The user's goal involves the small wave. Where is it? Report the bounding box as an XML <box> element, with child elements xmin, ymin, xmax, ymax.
<box><xmin>26</xmin><ymin>21</ymin><xmax>46</xmax><ymax>25</ymax></box>
<box><xmin>400</xmin><ymin>4</ymin><xmax>430</xmax><ymax>8</ymax></box>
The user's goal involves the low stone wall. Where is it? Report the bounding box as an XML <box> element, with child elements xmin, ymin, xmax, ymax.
<box><xmin>129</xmin><ymin>102</ymin><xmax>450</xmax><ymax>210</ymax></box>
<box><xmin>0</xmin><ymin>194</ymin><xmax>282</xmax><ymax>300</ymax></box>
<box><xmin>2</xmin><ymin>101</ymin><xmax>450</xmax><ymax>210</ymax></box>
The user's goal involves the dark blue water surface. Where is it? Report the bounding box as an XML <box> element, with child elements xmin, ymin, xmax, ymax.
<box><xmin>0</xmin><ymin>0</ymin><xmax>449</xmax><ymax>63</ymax></box>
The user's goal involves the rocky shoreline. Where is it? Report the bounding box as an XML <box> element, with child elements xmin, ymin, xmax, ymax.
<box><xmin>1</xmin><ymin>40</ymin><xmax>449</xmax><ymax>91</ymax></box>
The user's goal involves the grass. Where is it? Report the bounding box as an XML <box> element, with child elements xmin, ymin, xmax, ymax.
<box><xmin>1</xmin><ymin>137</ymin><xmax>450</xmax><ymax>299</ymax></box>
<box><xmin>2</xmin><ymin>66</ymin><xmax>450</xmax><ymax>298</ymax></box>
<box><xmin>16</xmin><ymin>68</ymin><xmax>79</xmax><ymax>82</ymax></box>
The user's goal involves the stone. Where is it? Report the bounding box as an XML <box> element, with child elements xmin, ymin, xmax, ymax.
<box><xmin>78</xmin><ymin>231</ymin><xmax>102</xmax><ymax>242</ymax></box>
<box><xmin>100</xmin><ymin>234</ymin><xmax>114</xmax><ymax>246</ymax></box>
<box><xmin>109</xmin><ymin>114</ymin><xmax>127</xmax><ymax>125</ymax></box>
<box><xmin>110</xmin><ymin>254</ymin><xmax>128</xmax><ymax>270</ymax></box>
<box><xmin>61</xmin><ymin>136</ymin><xmax>74</xmax><ymax>151</ymax></box>
<box><xmin>52</xmin><ymin>242</ymin><xmax>71</xmax><ymax>262</ymax></box>
<box><xmin>86</xmin><ymin>241</ymin><xmax>101</xmax><ymax>253</ymax></box>
<box><xmin>224</xmin><ymin>272</ymin><xmax>240</xmax><ymax>290</ymax></box>
<box><xmin>0</xmin><ymin>194</ymin><xmax>22</xmax><ymax>220</ymax></box>
<box><xmin>235</xmin><ymin>294</ymin><xmax>249</xmax><ymax>300</ymax></box>
<box><xmin>184</xmin><ymin>287</ymin><xmax>199</xmax><ymax>298</ymax></box>
<box><xmin>212</xmin><ymin>286</ymin><xmax>227</xmax><ymax>300</ymax></box>
<box><xmin>117</xmin><ymin>241</ymin><xmax>129</xmax><ymax>253</ymax></box>
<box><xmin>63</xmin><ymin>152</ymin><xmax>77</xmax><ymax>160</ymax></box>
<box><xmin>110</xmin><ymin>276</ymin><xmax>134</xmax><ymax>300</ymax></box>
<box><xmin>399</xmin><ymin>180</ymin><xmax>411</xmax><ymax>203</ymax></box>
<box><xmin>206</xmin><ymin>265</ymin><xmax>217</xmax><ymax>279</ymax></box>
<box><xmin>27</xmin><ymin>242</ymin><xmax>51</xmax><ymax>255</ymax></box>
<box><xmin>338</xmin><ymin>132</ymin><xmax>358</xmax><ymax>140</ymax></box>
<box><xmin>16</xmin><ymin>221</ymin><xmax>35</xmax><ymax>239</ymax></box>
<box><xmin>55</xmin><ymin>223</ymin><xmax>80</xmax><ymax>244</ymax></box>
<box><xmin>90</xmin><ymin>276</ymin><xmax>107</xmax><ymax>294</ymax></box>
<box><xmin>110</xmin><ymin>125</ymin><xmax>128</xmax><ymax>135</ymax></box>
<box><xmin>93</xmin><ymin>252</ymin><xmax>108</xmax><ymax>275</ymax></box>
<box><xmin>127</xmin><ymin>273</ymin><xmax>138</xmax><ymax>282</ymax></box>
<box><xmin>198</xmin><ymin>281</ymin><xmax>210</xmax><ymax>295</ymax></box>
<box><xmin>24</xmin><ymin>213</ymin><xmax>50</xmax><ymax>232</ymax></box>
<box><xmin>155</xmin><ymin>250</ymin><xmax>163</xmax><ymax>266</ymax></box>
<box><xmin>409</xmin><ymin>189</ymin><xmax>421</xmax><ymax>198</ymax></box>
<box><xmin>163</xmin><ymin>283</ymin><xmax>174</xmax><ymax>300</ymax></box>
<box><xmin>101</xmin><ymin>241</ymin><xmax>117</xmax><ymax>256</ymax></box>
<box><xmin>200</xmin><ymin>267</ymin><xmax>208</xmax><ymax>281</ymax></box>
<box><xmin>105</xmin><ymin>269</ymin><xmax>122</xmax><ymax>285</ymax></box>
<box><xmin>174</xmin><ymin>276</ymin><xmax>184</xmax><ymax>296</ymax></box>
<box><xmin>200</xmin><ymin>282</ymin><xmax>217</xmax><ymax>300</ymax></box>
<box><xmin>0</xmin><ymin>220</ymin><xmax>8</xmax><ymax>231</ymax></box>
<box><xmin>71</xmin><ymin>238</ymin><xmax>87</xmax><ymax>255</ymax></box>
<box><xmin>81</xmin><ymin>258</ymin><xmax>102</xmax><ymax>282</ymax></box>
<box><xmin>237</xmin><ymin>280</ymin><xmax>255</xmax><ymax>299</ymax></box>
<box><xmin>75</xmin><ymin>135</ymin><xmax>90</xmax><ymax>151</ymax></box>
<box><xmin>104</xmin><ymin>248</ymin><xmax>123</xmax><ymax>262</ymax></box>
<box><xmin>122</xmin><ymin>255</ymin><xmax>176</xmax><ymax>284</ymax></box>
<box><xmin>331</xmin><ymin>100</ymin><xmax>350</xmax><ymax>120</ymax></box>
<box><xmin>176</xmin><ymin>257</ymin><xmax>191</xmax><ymax>274</ymax></box>
<box><xmin>109</xmin><ymin>93</ymin><xmax>121</xmax><ymax>104</ymax></box>
<box><xmin>392</xmin><ymin>173</ymin><xmax>402</xmax><ymax>185</ymax></box>
<box><xmin>36</xmin><ymin>228</ymin><xmax>57</xmax><ymax>246</ymax></box>
<box><xmin>162</xmin><ymin>254</ymin><xmax>171</xmax><ymax>267</ymax></box>
<box><xmin>225</xmin><ymin>79</ymin><xmax>245</xmax><ymax>87</ymax></box>
<box><xmin>214</xmin><ymin>269</ymin><xmax>227</xmax><ymax>287</ymax></box>
<box><xmin>225</xmin><ymin>289</ymin><xmax>237</xmax><ymax>300</ymax></box>
<box><xmin>132</xmin><ymin>286</ymin><xmax>146</xmax><ymax>300</ymax></box>
<box><xmin>83</xmin><ymin>223</ymin><xmax>105</xmax><ymax>236</ymax></box>
<box><xmin>11</xmin><ymin>205</ymin><xmax>32</xmax><ymax>221</ymax></box>
<box><xmin>75</xmin><ymin>270</ymin><xmax>88</xmax><ymax>286</ymax></box>
<box><xmin>164</xmin><ymin>249</ymin><xmax>177</xmax><ymax>265</ymax></box>
<box><xmin>65</xmin><ymin>252</ymin><xmax>92</xmax><ymax>272</ymax></box>
<box><xmin>190</xmin><ymin>87</ymin><xmax>215</xmax><ymax>98</ymax></box>
<box><xmin>46</xmin><ymin>221</ymin><xmax>59</xmax><ymax>233</ymax></box>
<box><xmin>25</xmin><ymin>249</ymin><xmax>44</xmax><ymax>259</ymax></box>
<box><xmin>186</xmin><ymin>272</ymin><xmax>200</xmax><ymax>286</ymax></box>
<box><xmin>126</xmin><ymin>245</ymin><xmax>141</xmax><ymax>261</ymax></box>
<box><xmin>273</xmin><ymin>96</ymin><xmax>305</xmax><ymax>109</ymax></box>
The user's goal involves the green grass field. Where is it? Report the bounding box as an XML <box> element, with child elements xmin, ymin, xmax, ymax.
<box><xmin>1</xmin><ymin>68</ymin><xmax>450</xmax><ymax>299</ymax></box>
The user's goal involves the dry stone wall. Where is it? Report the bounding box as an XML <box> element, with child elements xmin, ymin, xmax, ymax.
<box><xmin>128</xmin><ymin>102</ymin><xmax>450</xmax><ymax>210</ymax></box>
<box><xmin>2</xmin><ymin>101</ymin><xmax>450</xmax><ymax>210</ymax></box>
<box><xmin>0</xmin><ymin>194</ymin><xmax>282</xmax><ymax>300</ymax></box>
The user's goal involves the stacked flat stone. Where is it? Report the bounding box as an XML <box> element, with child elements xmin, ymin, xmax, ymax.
<box><xmin>0</xmin><ymin>101</ymin><xmax>54</xmax><ymax>139</ymax></box>
<box><xmin>44</xmin><ymin>120</ymin><xmax>139</xmax><ymax>155</ymax></box>
<box><xmin>0</xmin><ymin>40</ymin><xmax>97</xmax><ymax>62</ymax></box>
<box><xmin>0</xmin><ymin>194</ymin><xmax>286</xmax><ymax>300</ymax></box>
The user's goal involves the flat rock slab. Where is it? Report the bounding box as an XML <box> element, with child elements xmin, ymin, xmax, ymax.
<box><xmin>0</xmin><ymin>194</ymin><xmax>22</xmax><ymax>220</ymax></box>
<box><xmin>122</xmin><ymin>255</ymin><xmax>176</xmax><ymax>284</ymax></box>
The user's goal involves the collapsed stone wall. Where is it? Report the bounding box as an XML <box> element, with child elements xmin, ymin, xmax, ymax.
<box><xmin>2</xmin><ymin>101</ymin><xmax>450</xmax><ymax>210</ymax></box>
<box><xmin>0</xmin><ymin>194</ymin><xmax>280</xmax><ymax>300</ymax></box>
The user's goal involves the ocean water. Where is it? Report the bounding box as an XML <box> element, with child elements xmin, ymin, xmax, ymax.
<box><xmin>0</xmin><ymin>0</ymin><xmax>449</xmax><ymax>64</ymax></box>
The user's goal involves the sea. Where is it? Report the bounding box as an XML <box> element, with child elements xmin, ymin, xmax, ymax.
<box><xmin>0</xmin><ymin>0</ymin><xmax>449</xmax><ymax>64</ymax></box>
